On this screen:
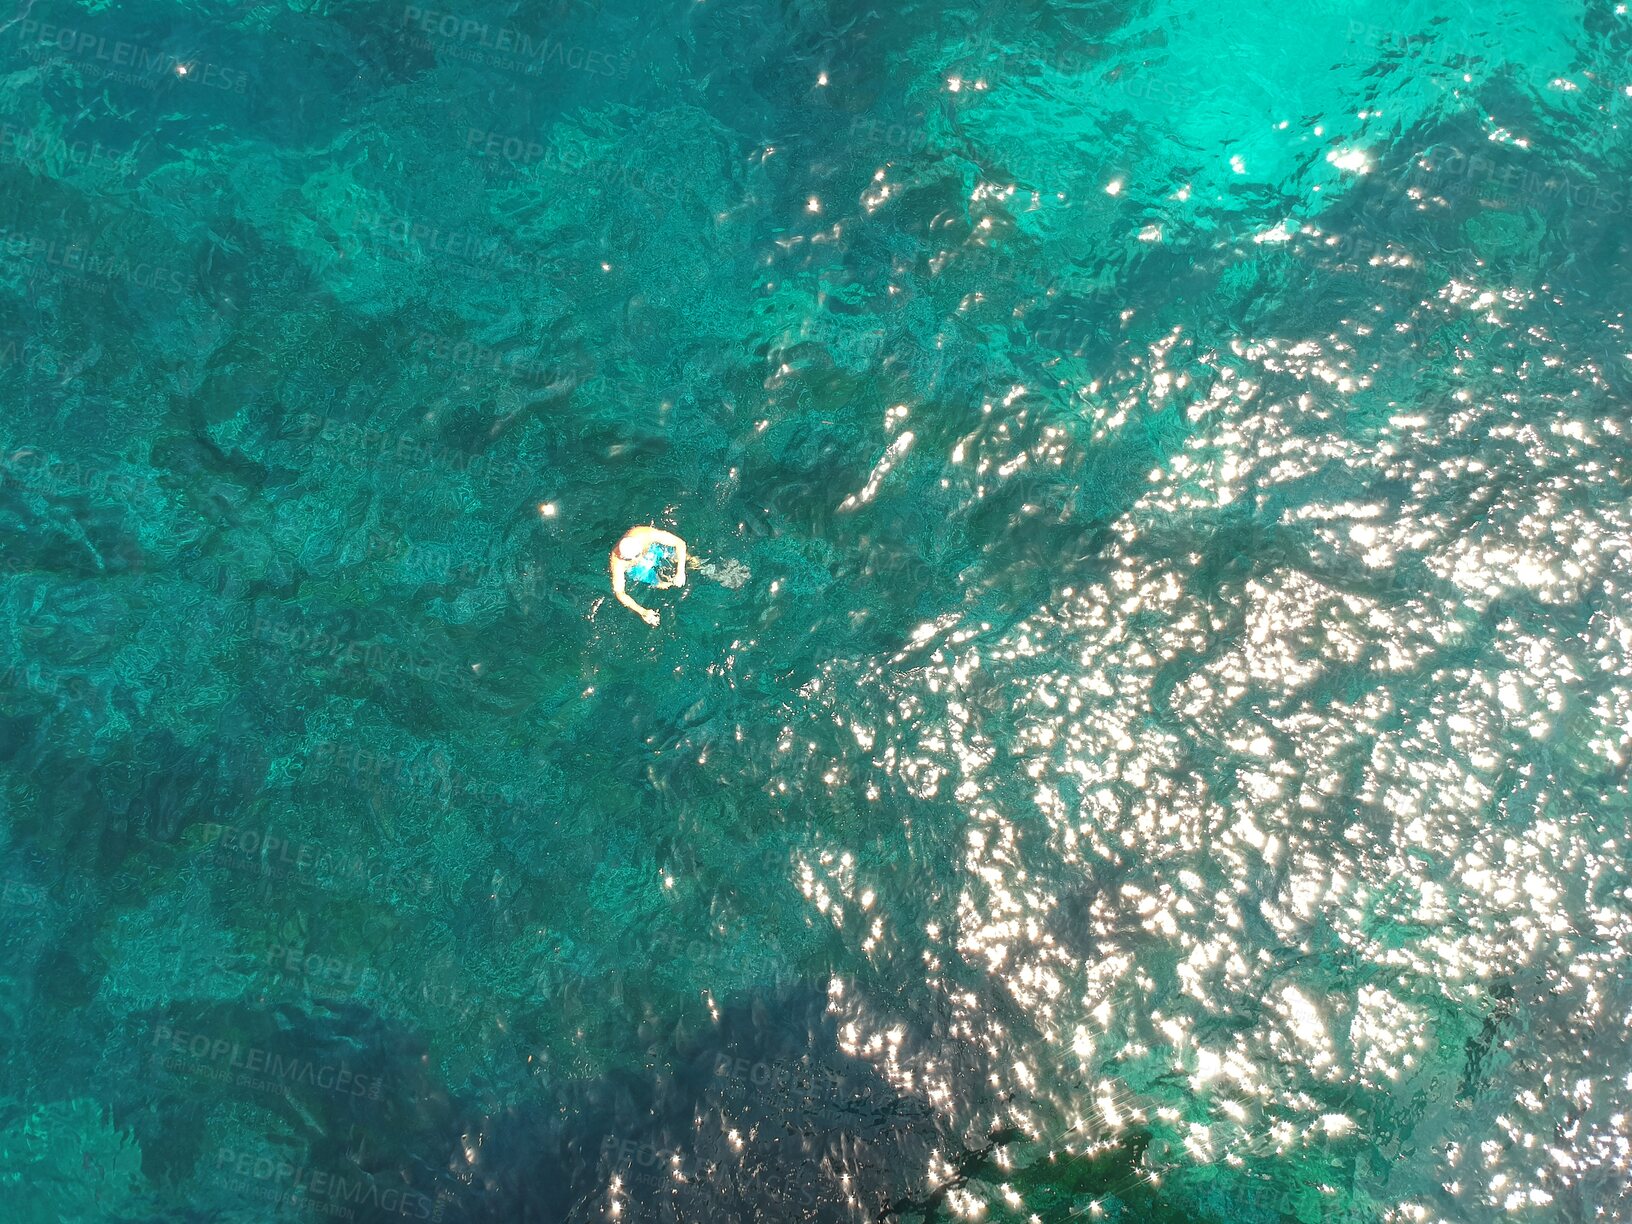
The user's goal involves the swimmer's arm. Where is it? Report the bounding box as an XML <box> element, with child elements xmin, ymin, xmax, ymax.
<box><xmin>611</xmin><ymin>561</ymin><xmax>660</xmax><ymax>626</ymax></box>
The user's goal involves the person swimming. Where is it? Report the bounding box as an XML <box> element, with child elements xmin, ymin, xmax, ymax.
<box><xmin>610</xmin><ymin>526</ymin><xmax>689</xmax><ymax>626</ymax></box>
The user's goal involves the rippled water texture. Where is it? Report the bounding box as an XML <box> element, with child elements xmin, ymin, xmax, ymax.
<box><xmin>2</xmin><ymin>0</ymin><xmax>1631</xmax><ymax>1220</ymax></box>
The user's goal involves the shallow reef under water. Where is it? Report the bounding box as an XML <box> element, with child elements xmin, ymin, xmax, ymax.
<box><xmin>2</xmin><ymin>0</ymin><xmax>1631</xmax><ymax>1220</ymax></box>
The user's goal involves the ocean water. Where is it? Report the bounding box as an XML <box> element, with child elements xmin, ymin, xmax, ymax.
<box><xmin>1</xmin><ymin>0</ymin><xmax>1630</xmax><ymax>1219</ymax></box>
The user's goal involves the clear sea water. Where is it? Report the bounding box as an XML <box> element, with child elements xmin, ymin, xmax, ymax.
<box><xmin>2</xmin><ymin>0</ymin><xmax>1630</xmax><ymax>1220</ymax></box>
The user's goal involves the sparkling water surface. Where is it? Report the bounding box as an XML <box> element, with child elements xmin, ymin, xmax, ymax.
<box><xmin>1</xmin><ymin>0</ymin><xmax>1630</xmax><ymax>1220</ymax></box>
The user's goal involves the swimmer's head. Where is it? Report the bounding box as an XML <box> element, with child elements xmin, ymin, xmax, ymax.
<box><xmin>615</xmin><ymin>536</ymin><xmax>644</xmax><ymax>561</ymax></box>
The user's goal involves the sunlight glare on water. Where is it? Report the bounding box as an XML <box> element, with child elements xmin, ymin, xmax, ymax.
<box><xmin>1</xmin><ymin>0</ymin><xmax>1630</xmax><ymax>1219</ymax></box>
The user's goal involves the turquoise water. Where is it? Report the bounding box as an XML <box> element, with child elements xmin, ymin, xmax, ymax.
<box><xmin>2</xmin><ymin>0</ymin><xmax>1631</xmax><ymax>1219</ymax></box>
